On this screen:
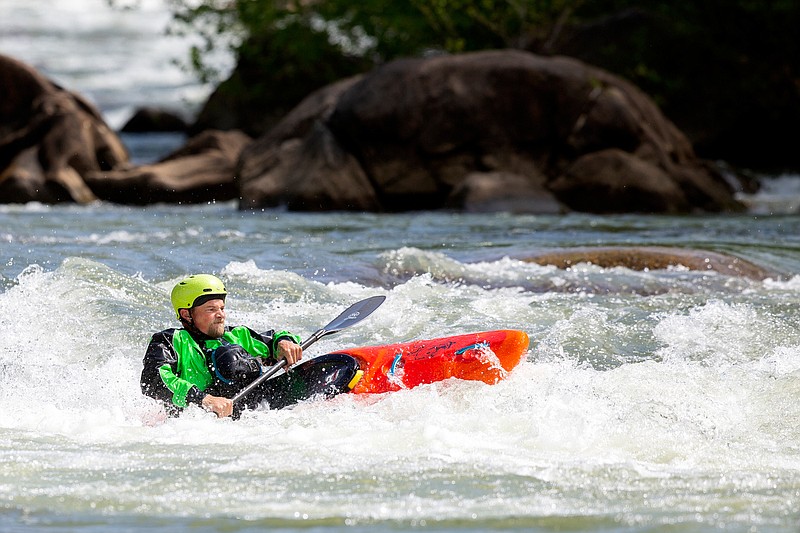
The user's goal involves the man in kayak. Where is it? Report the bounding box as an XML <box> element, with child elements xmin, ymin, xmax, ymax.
<box><xmin>140</xmin><ymin>274</ymin><xmax>304</xmax><ymax>418</ymax></box>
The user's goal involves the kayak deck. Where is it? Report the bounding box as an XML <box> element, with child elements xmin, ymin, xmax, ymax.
<box><xmin>335</xmin><ymin>330</ymin><xmax>529</xmax><ymax>394</ymax></box>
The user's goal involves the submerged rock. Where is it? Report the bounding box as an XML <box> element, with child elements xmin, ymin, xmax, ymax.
<box><xmin>524</xmin><ymin>246</ymin><xmax>782</xmax><ymax>280</ymax></box>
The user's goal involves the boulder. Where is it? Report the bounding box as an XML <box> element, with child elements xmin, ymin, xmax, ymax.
<box><xmin>446</xmin><ymin>171</ymin><xmax>565</xmax><ymax>213</ymax></box>
<box><xmin>121</xmin><ymin>107</ymin><xmax>188</xmax><ymax>133</ymax></box>
<box><xmin>237</xmin><ymin>77</ymin><xmax>381</xmax><ymax>211</ymax></box>
<box><xmin>549</xmin><ymin>148</ymin><xmax>690</xmax><ymax>213</ymax></box>
<box><xmin>0</xmin><ymin>54</ymin><xmax>128</xmax><ymax>204</ymax></box>
<box><xmin>239</xmin><ymin>49</ymin><xmax>744</xmax><ymax>213</ymax></box>
<box><xmin>84</xmin><ymin>130</ymin><xmax>251</xmax><ymax>205</ymax></box>
<box><xmin>238</xmin><ymin>121</ymin><xmax>379</xmax><ymax>211</ymax></box>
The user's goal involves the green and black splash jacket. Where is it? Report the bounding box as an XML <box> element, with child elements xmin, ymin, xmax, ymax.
<box><xmin>141</xmin><ymin>326</ymin><xmax>300</xmax><ymax>414</ymax></box>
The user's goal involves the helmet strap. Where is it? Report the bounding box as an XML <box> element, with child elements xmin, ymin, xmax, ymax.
<box><xmin>179</xmin><ymin>308</ymin><xmax>197</xmax><ymax>330</ymax></box>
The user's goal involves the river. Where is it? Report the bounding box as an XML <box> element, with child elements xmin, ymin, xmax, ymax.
<box><xmin>1</xmin><ymin>1</ymin><xmax>800</xmax><ymax>532</ymax></box>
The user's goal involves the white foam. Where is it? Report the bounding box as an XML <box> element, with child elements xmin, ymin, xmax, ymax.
<box><xmin>737</xmin><ymin>173</ymin><xmax>800</xmax><ymax>214</ymax></box>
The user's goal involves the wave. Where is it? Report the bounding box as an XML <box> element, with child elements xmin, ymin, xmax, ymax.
<box><xmin>2</xmin><ymin>257</ymin><xmax>800</xmax><ymax>530</ymax></box>
<box><xmin>3</xmin><ymin>256</ymin><xmax>798</xmax><ymax>413</ymax></box>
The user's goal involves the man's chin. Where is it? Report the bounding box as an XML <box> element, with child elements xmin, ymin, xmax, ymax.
<box><xmin>208</xmin><ymin>324</ymin><xmax>226</xmax><ymax>338</ymax></box>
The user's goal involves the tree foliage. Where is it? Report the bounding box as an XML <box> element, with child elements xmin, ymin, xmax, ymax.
<box><xmin>161</xmin><ymin>0</ymin><xmax>798</xmax><ymax>77</ymax></box>
<box><xmin>162</xmin><ymin>0</ymin><xmax>590</xmax><ymax>81</ymax></box>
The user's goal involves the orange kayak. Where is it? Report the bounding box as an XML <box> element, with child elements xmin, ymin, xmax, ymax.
<box><xmin>334</xmin><ymin>330</ymin><xmax>529</xmax><ymax>394</ymax></box>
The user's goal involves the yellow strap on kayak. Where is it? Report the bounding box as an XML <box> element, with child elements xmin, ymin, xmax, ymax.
<box><xmin>347</xmin><ymin>369</ymin><xmax>364</xmax><ymax>390</ymax></box>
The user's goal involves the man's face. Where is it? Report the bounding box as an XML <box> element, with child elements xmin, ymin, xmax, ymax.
<box><xmin>185</xmin><ymin>298</ymin><xmax>226</xmax><ymax>338</ymax></box>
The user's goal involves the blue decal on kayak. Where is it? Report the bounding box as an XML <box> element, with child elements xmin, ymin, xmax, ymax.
<box><xmin>455</xmin><ymin>342</ymin><xmax>489</xmax><ymax>355</ymax></box>
<box><xmin>389</xmin><ymin>353</ymin><xmax>403</xmax><ymax>375</ymax></box>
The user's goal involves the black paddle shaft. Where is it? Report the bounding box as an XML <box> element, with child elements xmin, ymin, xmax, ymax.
<box><xmin>231</xmin><ymin>295</ymin><xmax>385</xmax><ymax>404</ymax></box>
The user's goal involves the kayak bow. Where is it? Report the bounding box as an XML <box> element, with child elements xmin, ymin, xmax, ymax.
<box><xmin>336</xmin><ymin>329</ymin><xmax>529</xmax><ymax>394</ymax></box>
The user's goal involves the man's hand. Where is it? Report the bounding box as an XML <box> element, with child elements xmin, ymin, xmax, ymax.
<box><xmin>202</xmin><ymin>394</ymin><xmax>233</xmax><ymax>418</ymax></box>
<box><xmin>277</xmin><ymin>339</ymin><xmax>303</xmax><ymax>367</ymax></box>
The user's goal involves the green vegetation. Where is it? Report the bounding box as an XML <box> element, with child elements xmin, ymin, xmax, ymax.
<box><xmin>160</xmin><ymin>1</ymin><xmax>797</xmax><ymax>81</ymax></box>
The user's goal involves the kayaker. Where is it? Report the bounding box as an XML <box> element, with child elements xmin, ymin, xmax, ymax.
<box><xmin>140</xmin><ymin>274</ymin><xmax>303</xmax><ymax>418</ymax></box>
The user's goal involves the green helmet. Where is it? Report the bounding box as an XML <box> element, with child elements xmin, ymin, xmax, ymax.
<box><xmin>171</xmin><ymin>274</ymin><xmax>227</xmax><ymax>319</ymax></box>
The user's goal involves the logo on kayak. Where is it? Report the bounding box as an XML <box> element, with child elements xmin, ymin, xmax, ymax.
<box><xmin>455</xmin><ymin>342</ymin><xmax>489</xmax><ymax>355</ymax></box>
<box><xmin>389</xmin><ymin>353</ymin><xmax>403</xmax><ymax>375</ymax></box>
<box><xmin>387</xmin><ymin>352</ymin><xmax>407</xmax><ymax>388</ymax></box>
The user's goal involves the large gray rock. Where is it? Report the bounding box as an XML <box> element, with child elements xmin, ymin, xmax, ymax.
<box><xmin>236</xmin><ymin>77</ymin><xmax>377</xmax><ymax>210</ymax></box>
<box><xmin>446</xmin><ymin>171</ymin><xmax>565</xmax><ymax>213</ymax></box>
<box><xmin>239</xmin><ymin>49</ymin><xmax>744</xmax><ymax>213</ymax></box>
<box><xmin>0</xmin><ymin>54</ymin><xmax>128</xmax><ymax>204</ymax></box>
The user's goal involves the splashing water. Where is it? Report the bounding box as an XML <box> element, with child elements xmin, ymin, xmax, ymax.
<box><xmin>1</xmin><ymin>204</ymin><xmax>800</xmax><ymax>532</ymax></box>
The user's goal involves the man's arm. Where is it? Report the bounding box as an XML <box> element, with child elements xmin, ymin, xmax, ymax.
<box><xmin>141</xmin><ymin>330</ymin><xmax>205</xmax><ymax>409</ymax></box>
<box><xmin>244</xmin><ymin>327</ymin><xmax>302</xmax><ymax>360</ymax></box>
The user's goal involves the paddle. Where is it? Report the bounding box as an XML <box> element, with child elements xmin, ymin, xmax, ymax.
<box><xmin>231</xmin><ymin>295</ymin><xmax>386</xmax><ymax>404</ymax></box>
